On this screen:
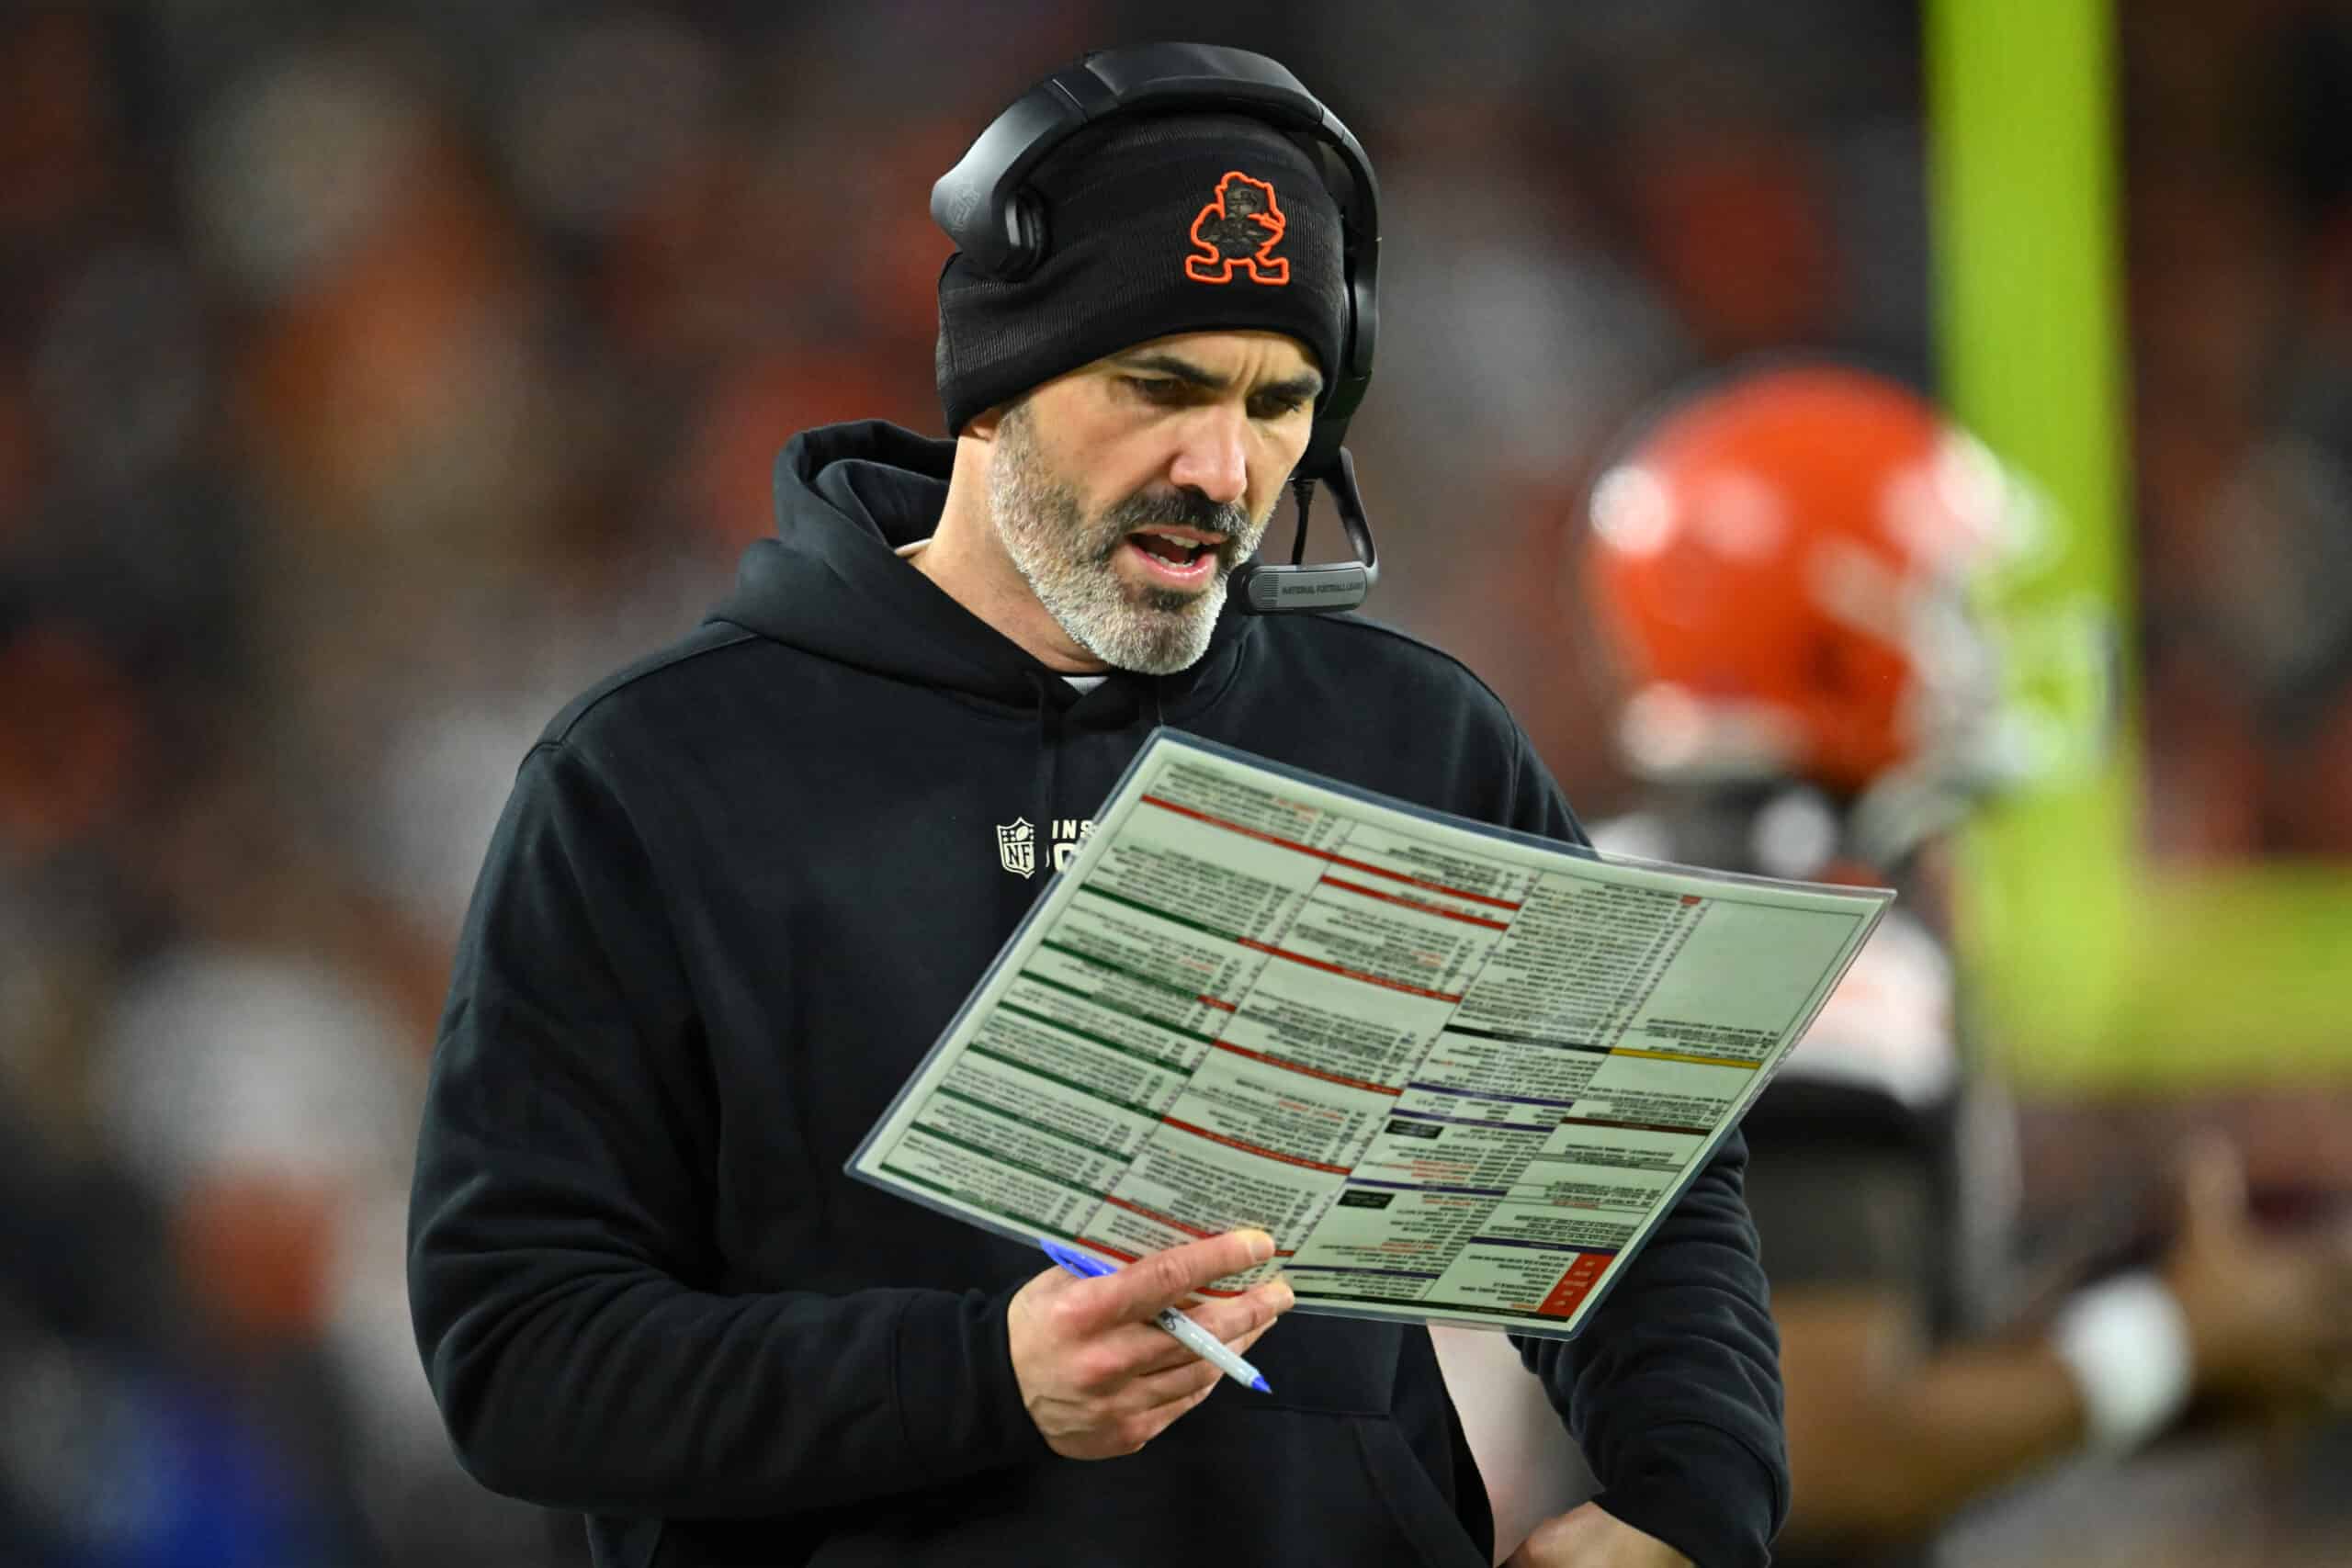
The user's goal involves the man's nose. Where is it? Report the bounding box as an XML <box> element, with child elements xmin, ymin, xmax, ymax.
<box><xmin>1166</xmin><ymin>407</ymin><xmax>1250</xmax><ymax>506</ymax></box>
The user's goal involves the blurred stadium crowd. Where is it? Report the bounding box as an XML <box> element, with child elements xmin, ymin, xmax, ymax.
<box><xmin>0</xmin><ymin>2</ymin><xmax>2346</xmax><ymax>1564</ymax></box>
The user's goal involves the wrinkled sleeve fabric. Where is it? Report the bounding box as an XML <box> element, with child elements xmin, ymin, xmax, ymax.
<box><xmin>406</xmin><ymin>740</ymin><xmax>1046</xmax><ymax>1517</ymax></box>
<box><xmin>1498</xmin><ymin>731</ymin><xmax>1790</xmax><ymax>1568</ymax></box>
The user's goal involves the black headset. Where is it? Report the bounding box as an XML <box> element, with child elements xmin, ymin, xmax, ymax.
<box><xmin>932</xmin><ymin>42</ymin><xmax>1381</xmax><ymax>615</ymax></box>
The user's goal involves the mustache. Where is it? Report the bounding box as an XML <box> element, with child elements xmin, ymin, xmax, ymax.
<box><xmin>1092</xmin><ymin>488</ymin><xmax>1259</xmax><ymax>559</ymax></box>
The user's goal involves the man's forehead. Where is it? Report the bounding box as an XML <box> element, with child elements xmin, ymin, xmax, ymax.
<box><xmin>1102</xmin><ymin>330</ymin><xmax>1322</xmax><ymax>384</ymax></box>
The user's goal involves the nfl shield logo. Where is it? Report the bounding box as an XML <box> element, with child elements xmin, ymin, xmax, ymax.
<box><xmin>996</xmin><ymin>818</ymin><xmax>1036</xmax><ymax>878</ymax></box>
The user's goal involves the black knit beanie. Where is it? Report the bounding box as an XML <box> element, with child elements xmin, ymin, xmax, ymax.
<box><xmin>935</xmin><ymin>112</ymin><xmax>1348</xmax><ymax>434</ymax></box>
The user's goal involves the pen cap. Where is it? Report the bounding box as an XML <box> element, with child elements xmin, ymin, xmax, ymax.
<box><xmin>1040</xmin><ymin>1237</ymin><xmax>1117</xmax><ymax>1278</ymax></box>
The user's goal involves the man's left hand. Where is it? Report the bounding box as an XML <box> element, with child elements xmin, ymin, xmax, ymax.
<box><xmin>1503</xmin><ymin>1502</ymin><xmax>1691</xmax><ymax>1568</ymax></box>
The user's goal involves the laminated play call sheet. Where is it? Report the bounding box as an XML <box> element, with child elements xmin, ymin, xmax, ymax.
<box><xmin>849</xmin><ymin>731</ymin><xmax>1891</xmax><ymax>1337</ymax></box>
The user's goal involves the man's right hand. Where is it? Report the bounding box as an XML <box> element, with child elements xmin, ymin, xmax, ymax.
<box><xmin>1008</xmin><ymin>1229</ymin><xmax>1295</xmax><ymax>1460</ymax></box>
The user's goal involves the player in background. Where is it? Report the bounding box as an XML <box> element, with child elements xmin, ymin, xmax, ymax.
<box><xmin>1569</xmin><ymin>364</ymin><xmax>2352</xmax><ymax>1568</ymax></box>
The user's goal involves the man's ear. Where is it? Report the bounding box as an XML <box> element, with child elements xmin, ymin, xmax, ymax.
<box><xmin>963</xmin><ymin>404</ymin><xmax>1007</xmax><ymax>442</ymax></box>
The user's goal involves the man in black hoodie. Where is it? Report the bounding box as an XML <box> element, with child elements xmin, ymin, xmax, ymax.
<box><xmin>408</xmin><ymin>56</ymin><xmax>1787</xmax><ymax>1568</ymax></box>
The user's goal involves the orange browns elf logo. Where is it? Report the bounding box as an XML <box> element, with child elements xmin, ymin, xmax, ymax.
<box><xmin>1185</xmin><ymin>171</ymin><xmax>1291</xmax><ymax>286</ymax></box>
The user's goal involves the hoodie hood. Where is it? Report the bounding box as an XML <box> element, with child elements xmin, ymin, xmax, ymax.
<box><xmin>707</xmin><ymin>421</ymin><xmax>1257</xmax><ymax>716</ymax></box>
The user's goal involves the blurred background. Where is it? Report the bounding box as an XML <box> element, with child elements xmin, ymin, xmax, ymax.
<box><xmin>1</xmin><ymin>1</ymin><xmax>2345</xmax><ymax>1564</ymax></box>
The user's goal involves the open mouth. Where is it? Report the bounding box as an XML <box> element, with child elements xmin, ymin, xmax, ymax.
<box><xmin>1123</xmin><ymin>526</ymin><xmax>1223</xmax><ymax>589</ymax></box>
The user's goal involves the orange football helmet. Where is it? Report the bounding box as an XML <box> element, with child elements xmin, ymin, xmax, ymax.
<box><xmin>1582</xmin><ymin>364</ymin><xmax>2037</xmax><ymax>808</ymax></box>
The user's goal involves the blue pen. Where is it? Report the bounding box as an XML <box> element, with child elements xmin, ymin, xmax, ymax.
<box><xmin>1039</xmin><ymin>1237</ymin><xmax>1273</xmax><ymax>1394</ymax></box>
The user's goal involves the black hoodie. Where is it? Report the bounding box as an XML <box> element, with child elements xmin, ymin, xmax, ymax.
<box><xmin>408</xmin><ymin>422</ymin><xmax>1788</xmax><ymax>1568</ymax></box>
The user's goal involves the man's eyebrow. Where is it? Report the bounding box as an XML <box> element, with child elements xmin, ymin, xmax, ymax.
<box><xmin>1111</xmin><ymin>352</ymin><xmax>1325</xmax><ymax>402</ymax></box>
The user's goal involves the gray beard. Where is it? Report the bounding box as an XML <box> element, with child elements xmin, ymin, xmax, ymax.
<box><xmin>987</xmin><ymin>409</ymin><xmax>1271</xmax><ymax>675</ymax></box>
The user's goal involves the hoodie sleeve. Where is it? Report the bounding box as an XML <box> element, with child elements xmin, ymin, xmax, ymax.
<box><xmin>407</xmin><ymin>739</ymin><xmax>1047</xmax><ymax>1517</ymax></box>
<box><xmin>1498</xmin><ymin>731</ymin><xmax>1791</xmax><ymax>1568</ymax></box>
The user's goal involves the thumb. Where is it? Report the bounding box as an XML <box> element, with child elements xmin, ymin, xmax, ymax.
<box><xmin>2175</xmin><ymin>1132</ymin><xmax>2248</xmax><ymax>1243</ymax></box>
